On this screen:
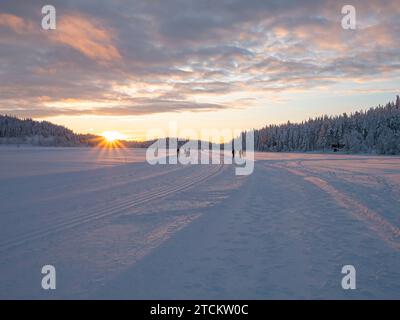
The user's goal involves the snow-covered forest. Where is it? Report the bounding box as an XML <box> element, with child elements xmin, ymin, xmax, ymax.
<box><xmin>1</xmin><ymin>96</ymin><xmax>400</xmax><ymax>154</ymax></box>
<box><xmin>253</xmin><ymin>96</ymin><xmax>400</xmax><ymax>154</ymax></box>
<box><xmin>0</xmin><ymin>115</ymin><xmax>99</xmax><ymax>146</ymax></box>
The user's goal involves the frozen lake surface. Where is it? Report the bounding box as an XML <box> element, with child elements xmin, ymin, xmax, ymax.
<box><xmin>0</xmin><ymin>146</ymin><xmax>399</xmax><ymax>299</ymax></box>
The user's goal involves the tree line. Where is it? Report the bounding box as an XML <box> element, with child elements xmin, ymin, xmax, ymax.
<box><xmin>1</xmin><ymin>96</ymin><xmax>400</xmax><ymax>154</ymax></box>
<box><xmin>251</xmin><ymin>96</ymin><xmax>400</xmax><ymax>154</ymax></box>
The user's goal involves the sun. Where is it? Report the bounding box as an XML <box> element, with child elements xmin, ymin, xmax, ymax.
<box><xmin>102</xmin><ymin>131</ymin><xmax>126</xmax><ymax>143</ymax></box>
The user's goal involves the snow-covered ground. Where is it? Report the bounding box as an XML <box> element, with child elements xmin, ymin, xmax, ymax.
<box><xmin>0</xmin><ymin>146</ymin><xmax>399</xmax><ymax>299</ymax></box>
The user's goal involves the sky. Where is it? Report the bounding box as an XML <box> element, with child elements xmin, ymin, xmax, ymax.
<box><xmin>0</xmin><ymin>0</ymin><xmax>399</xmax><ymax>140</ymax></box>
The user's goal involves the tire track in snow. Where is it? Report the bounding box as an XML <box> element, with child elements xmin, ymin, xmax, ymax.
<box><xmin>0</xmin><ymin>164</ymin><xmax>224</xmax><ymax>253</ymax></box>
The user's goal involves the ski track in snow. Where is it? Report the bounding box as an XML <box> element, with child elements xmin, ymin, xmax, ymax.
<box><xmin>0</xmin><ymin>147</ymin><xmax>399</xmax><ymax>299</ymax></box>
<box><xmin>0</xmin><ymin>163</ymin><xmax>223</xmax><ymax>252</ymax></box>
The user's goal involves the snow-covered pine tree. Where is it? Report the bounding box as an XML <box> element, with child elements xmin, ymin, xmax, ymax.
<box><xmin>251</xmin><ymin>96</ymin><xmax>400</xmax><ymax>155</ymax></box>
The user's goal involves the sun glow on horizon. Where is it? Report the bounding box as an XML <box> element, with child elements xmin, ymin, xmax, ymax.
<box><xmin>102</xmin><ymin>131</ymin><xmax>126</xmax><ymax>143</ymax></box>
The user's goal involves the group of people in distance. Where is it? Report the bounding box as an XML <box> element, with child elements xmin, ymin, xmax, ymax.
<box><xmin>177</xmin><ymin>147</ymin><xmax>244</xmax><ymax>159</ymax></box>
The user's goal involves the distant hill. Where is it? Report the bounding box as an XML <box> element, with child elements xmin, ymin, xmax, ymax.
<box><xmin>251</xmin><ymin>96</ymin><xmax>400</xmax><ymax>155</ymax></box>
<box><xmin>0</xmin><ymin>115</ymin><xmax>100</xmax><ymax>147</ymax></box>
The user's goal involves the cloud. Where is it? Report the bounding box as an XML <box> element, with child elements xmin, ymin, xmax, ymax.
<box><xmin>0</xmin><ymin>0</ymin><xmax>399</xmax><ymax>119</ymax></box>
<box><xmin>49</xmin><ymin>14</ymin><xmax>121</xmax><ymax>62</ymax></box>
<box><xmin>0</xmin><ymin>99</ymin><xmax>229</xmax><ymax>118</ymax></box>
<box><xmin>0</xmin><ymin>13</ymin><xmax>31</xmax><ymax>33</ymax></box>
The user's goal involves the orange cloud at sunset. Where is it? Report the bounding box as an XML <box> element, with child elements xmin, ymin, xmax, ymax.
<box><xmin>49</xmin><ymin>14</ymin><xmax>121</xmax><ymax>62</ymax></box>
<box><xmin>0</xmin><ymin>13</ymin><xmax>33</xmax><ymax>34</ymax></box>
